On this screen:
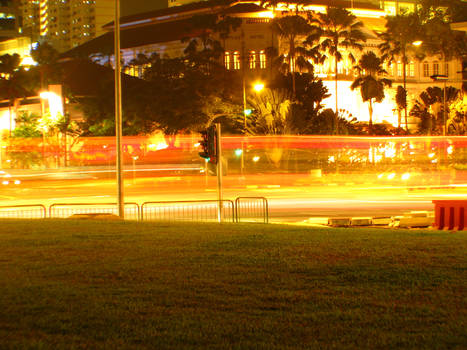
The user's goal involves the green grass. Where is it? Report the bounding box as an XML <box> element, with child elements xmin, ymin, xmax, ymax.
<box><xmin>0</xmin><ymin>219</ymin><xmax>466</xmax><ymax>350</ymax></box>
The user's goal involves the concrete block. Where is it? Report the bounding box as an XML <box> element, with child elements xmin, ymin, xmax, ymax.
<box><xmin>328</xmin><ymin>217</ymin><xmax>351</xmax><ymax>227</ymax></box>
<box><xmin>351</xmin><ymin>217</ymin><xmax>372</xmax><ymax>226</ymax></box>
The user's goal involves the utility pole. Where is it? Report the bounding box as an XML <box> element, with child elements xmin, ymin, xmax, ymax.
<box><xmin>114</xmin><ymin>0</ymin><xmax>124</xmax><ymax>218</ymax></box>
<box><xmin>216</xmin><ymin>123</ymin><xmax>223</xmax><ymax>223</ymax></box>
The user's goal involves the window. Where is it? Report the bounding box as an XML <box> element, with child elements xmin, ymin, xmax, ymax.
<box><xmin>224</xmin><ymin>52</ymin><xmax>230</xmax><ymax>70</ymax></box>
<box><xmin>408</xmin><ymin>61</ymin><xmax>415</xmax><ymax>77</ymax></box>
<box><xmin>233</xmin><ymin>51</ymin><xmax>240</xmax><ymax>70</ymax></box>
<box><xmin>259</xmin><ymin>50</ymin><xmax>266</xmax><ymax>69</ymax></box>
<box><xmin>249</xmin><ymin>50</ymin><xmax>256</xmax><ymax>69</ymax></box>
<box><xmin>433</xmin><ymin>61</ymin><xmax>439</xmax><ymax>76</ymax></box>
<box><xmin>397</xmin><ymin>62</ymin><xmax>403</xmax><ymax>77</ymax></box>
<box><xmin>445</xmin><ymin>63</ymin><xmax>449</xmax><ymax>76</ymax></box>
<box><xmin>423</xmin><ymin>62</ymin><xmax>429</xmax><ymax>77</ymax></box>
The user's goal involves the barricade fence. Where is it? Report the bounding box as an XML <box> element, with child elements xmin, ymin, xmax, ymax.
<box><xmin>0</xmin><ymin>197</ymin><xmax>268</xmax><ymax>223</ymax></box>
<box><xmin>141</xmin><ymin>200</ymin><xmax>235</xmax><ymax>222</ymax></box>
<box><xmin>49</xmin><ymin>203</ymin><xmax>140</xmax><ymax>220</ymax></box>
<box><xmin>0</xmin><ymin>205</ymin><xmax>47</xmax><ymax>219</ymax></box>
<box><xmin>235</xmin><ymin>197</ymin><xmax>269</xmax><ymax>223</ymax></box>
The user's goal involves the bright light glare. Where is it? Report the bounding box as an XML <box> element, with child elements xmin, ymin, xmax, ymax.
<box><xmin>412</xmin><ymin>40</ymin><xmax>423</xmax><ymax>46</ymax></box>
<box><xmin>252</xmin><ymin>156</ymin><xmax>260</xmax><ymax>162</ymax></box>
<box><xmin>235</xmin><ymin>149</ymin><xmax>243</xmax><ymax>156</ymax></box>
<box><xmin>2</xmin><ymin>181</ymin><xmax>8</xmax><ymax>185</ymax></box>
<box><xmin>401</xmin><ymin>173</ymin><xmax>410</xmax><ymax>181</ymax></box>
<box><xmin>148</xmin><ymin>142</ymin><xmax>169</xmax><ymax>151</ymax></box>
<box><xmin>194</xmin><ymin>142</ymin><xmax>201</xmax><ymax>147</ymax></box>
<box><xmin>40</xmin><ymin>91</ymin><xmax>63</xmax><ymax>120</ymax></box>
<box><xmin>253</xmin><ymin>82</ymin><xmax>265</xmax><ymax>92</ymax></box>
<box><xmin>447</xmin><ymin>146</ymin><xmax>453</xmax><ymax>154</ymax></box>
<box><xmin>387</xmin><ymin>173</ymin><xmax>396</xmax><ymax>180</ymax></box>
<box><xmin>428</xmin><ymin>152</ymin><xmax>436</xmax><ymax>158</ymax></box>
<box><xmin>14</xmin><ymin>180</ymin><xmax>21</xmax><ymax>185</ymax></box>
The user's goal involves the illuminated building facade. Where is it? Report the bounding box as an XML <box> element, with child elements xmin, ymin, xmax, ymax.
<box><xmin>18</xmin><ymin>0</ymin><xmax>115</xmax><ymax>52</ymax></box>
<box><xmin>61</xmin><ymin>0</ymin><xmax>466</xmax><ymax>128</ymax></box>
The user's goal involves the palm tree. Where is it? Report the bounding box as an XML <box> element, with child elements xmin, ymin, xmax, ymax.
<box><xmin>350</xmin><ymin>52</ymin><xmax>392</xmax><ymax>134</ymax></box>
<box><xmin>270</xmin><ymin>15</ymin><xmax>315</xmax><ymax>97</ymax></box>
<box><xmin>309</xmin><ymin>7</ymin><xmax>366</xmax><ymax>134</ymax></box>
<box><xmin>378</xmin><ymin>12</ymin><xmax>422</xmax><ymax>131</ymax></box>
<box><xmin>395</xmin><ymin>85</ymin><xmax>407</xmax><ymax>131</ymax></box>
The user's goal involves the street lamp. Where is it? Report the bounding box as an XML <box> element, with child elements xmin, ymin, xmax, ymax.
<box><xmin>114</xmin><ymin>0</ymin><xmax>124</xmax><ymax>218</ymax></box>
<box><xmin>430</xmin><ymin>74</ymin><xmax>448</xmax><ymax>136</ymax></box>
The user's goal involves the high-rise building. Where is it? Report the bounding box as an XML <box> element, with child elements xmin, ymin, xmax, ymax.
<box><xmin>0</xmin><ymin>0</ymin><xmax>19</xmax><ymax>40</ymax></box>
<box><xmin>18</xmin><ymin>0</ymin><xmax>115</xmax><ymax>52</ymax></box>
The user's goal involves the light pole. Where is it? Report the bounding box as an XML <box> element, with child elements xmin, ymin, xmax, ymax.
<box><xmin>114</xmin><ymin>0</ymin><xmax>124</xmax><ymax>218</ymax></box>
<box><xmin>430</xmin><ymin>74</ymin><xmax>448</xmax><ymax>136</ymax></box>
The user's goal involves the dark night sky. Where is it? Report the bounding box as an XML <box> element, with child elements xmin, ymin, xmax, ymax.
<box><xmin>121</xmin><ymin>0</ymin><xmax>167</xmax><ymax>17</ymax></box>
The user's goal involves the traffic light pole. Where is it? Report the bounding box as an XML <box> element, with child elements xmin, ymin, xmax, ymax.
<box><xmin>216</xmin><ymin>123</ymin><xmax>223</xmax><ymax>223</ymax></box>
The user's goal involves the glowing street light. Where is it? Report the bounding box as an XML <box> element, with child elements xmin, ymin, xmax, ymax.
<box><xmin>253</xmin><ymin>82</ymin><xmax>265</xmax><ymax>92</ymax></box>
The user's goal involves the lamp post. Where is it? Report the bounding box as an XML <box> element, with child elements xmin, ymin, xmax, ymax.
<box><xmin>114</xmin><ymin>0</ymin><xmax>124</xmax><ymax>218</ymax></box>
<box><xmin>430</xmin><ymin>74</ymin><xmax>448</xmax><ymax>136</ymax></box>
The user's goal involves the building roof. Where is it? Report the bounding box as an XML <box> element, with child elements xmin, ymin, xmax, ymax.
<box><xmin>62</xmin><ymin>0</ymin><xmax>384</xmax><ymax>59</ymax></box>
<box><xmin>61</xmin><ymin>18</ymin><xmax>204</xmax><ymax>59</ymax></box>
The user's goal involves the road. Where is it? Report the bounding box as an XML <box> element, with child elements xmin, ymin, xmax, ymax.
<box><xmin>2</xmin><ymin>167</ymin><xmax>465</xmax><ymax>223</ymax></box>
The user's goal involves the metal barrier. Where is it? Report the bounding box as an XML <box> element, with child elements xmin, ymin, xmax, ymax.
<box><xmin>235</xmin><ymin>197</ymin><xmax>269</xmax><ymax>223</ymax></box>
<box><xmin>49</xmin><ymin>203</ymin><xmax>140</xmax><ymax>220</ymax></box>
<box><xmin>432</xmin><ymin>200</ymin><xmax>466</xmax><ymax>231</ymax></box>
<box><xmin>0</xmin><ymin>204</ymin><xmax>47</xmax><ymax>219</ymax></box>
<box><xmin>0</xmin><ymin>198</ymin><xmax>269</xmax><ymax>224</ymax></box>
<box><xmin>141</xmin><ymin>200</ymin><xmax>235</xmax><ymax>222</ymax></box>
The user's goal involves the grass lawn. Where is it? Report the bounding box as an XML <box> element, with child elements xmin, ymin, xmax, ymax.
<box><xmin>0</xmin><ymin>219</ymin><xmax>466</xmax><ymax>349</ymax></box>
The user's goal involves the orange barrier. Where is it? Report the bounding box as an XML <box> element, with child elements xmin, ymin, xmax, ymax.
<box><xmin>432</xmin><ymin>200</ymin><xmax>467</xmax><ymax>231</ymax></box>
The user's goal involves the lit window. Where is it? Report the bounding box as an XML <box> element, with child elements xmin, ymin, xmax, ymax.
<box><xmin>433</xmin><ymin>61</ymin><xmax>439</xmax><ymax>75</ymax></box>
<box><xmin>233</xmin><ymin>51</ymin><xmax>240</xmax><ymax>70</ymax></box>
<box><xmin>397</xmin><ymin>62</ymin><xmax>403</xmax><ymax>77</ymax></box>
<box><xmin>259</xmin><ymin>50</ymin><xmax>266</xmax><ymax>69</ymax></box>
<box><xmin>249</xmin><ymin>51</ymin><xmax>256</xmax><ymax>69</ymax></box>
<box><xmin>408</xmin><ymin>61</ymin><xmax>414</xmax><ymax>77</ymax></box>
<box><xmin>423</xmin><ymin>62</ymin><xmax>429</xmax><ymax>77</ymax></box>
<box><xmin>224</xmin><ymin>52</ymin><xmax>230</xmax><ymax>70</ymax></box>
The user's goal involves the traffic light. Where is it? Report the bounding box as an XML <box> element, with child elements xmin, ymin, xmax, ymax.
<box><xmin>198</xmin><ymin>125</ymin><xmax>218</xmax><ymax>164</ymax></box>
<box><xmin>198</xmin><ymin>130</ymin><xmax>210</xmax><ymax>160</ymax></box>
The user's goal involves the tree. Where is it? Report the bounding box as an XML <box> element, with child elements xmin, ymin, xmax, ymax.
<box><xmin>350</xmin><ymin>52</ymin><xmax>392</xmax><ymax>134</ymax></box>
<box><xmin>378</xmin><ymin>12</ymin><xmax>422</xmax><ymax>131</ymax></box>
<box><xmin>410</xmin><ymin>86</ymin><xmax>459</xmax><ymax>135</ymax></box>
<box><xmin>395</xmin><ymin>85</ymin><xmax>407</xmax><ymax>131</ymax></box>
<box><xmin>309</xmin><ymin>7</ymin><xmax>366</xmax><ymax>134</ymax></box>
<box><xmin>30</xmin><ymin>41</ymin><xmax>61</xmax><ymax>89</ymax></box>
<box><xmin>0</xmin><ymin>54</ymin><xmax>30</xmax><ymax>136</ymax></box>
<box><xmin>270</xmin><ymin>15</ymin><xmax>317</xmax><ymax>97</ymax></box>
<box><xmin>417</xmin><ymin>5</ymin><xmax>467</xmax><ymax>78</ymax></box>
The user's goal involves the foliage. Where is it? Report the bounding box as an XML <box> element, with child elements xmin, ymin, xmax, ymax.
<box><xmin>270</xmin><ymin>15</ymin><xmax>321</xmax><ymax>96</ymax></box>
<box><xmin>245</xmin><ymin>88</ymin><xmax>293</xmax><ymax>135</ymax></box>
<box><xmin>309</xmin><ymin>6</ymin><xmax>366</xmax><ymax>133</ymax></box>
<box><xmin>246</xmin><ymin>73</ymin><xmax>332</xmax><ymax>135</ymax></box>
<box><xmin>395</xmin><ymin>85</ymin><xmax>407</xmax><ymax>130</ymax></box>
<box><xmin>411</xmin><ymin>86</ymin><xmax>460</xmax><ymax>135</ymax></box>
<box><xmin>351</xmin><ymin>52</ymin><xmax>392</xmax><ymax>134</ymax></box>
<box><xmin>0</xmin><ymin>54</ymin><xmax>32</xmax><ymax>126</ymax></box>
<box><xmin>30</xmin><ymin>41</ymin><xmax>61</xmax><ymax>88</ymax></box>
<box><xmin>11</xmin><ymin>111</ymin><xmax>42</xmax><ymax>138</ymax></box>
